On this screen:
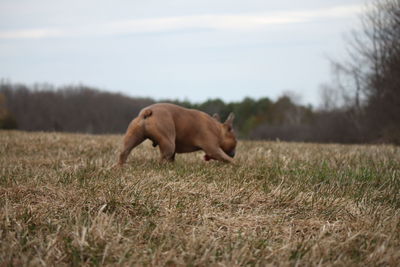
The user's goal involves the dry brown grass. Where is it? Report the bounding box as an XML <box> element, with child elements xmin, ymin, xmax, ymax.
<box><xmin>1</xmin><ymin>130</ymin><xmax>399</xmax><ymax>266</ymax></box>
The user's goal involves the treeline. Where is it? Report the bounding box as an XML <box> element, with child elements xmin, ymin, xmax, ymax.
<box><xmin>0</xmin><ymin>83</ymin><xmax>154</xmax><ymax>134</ymax></box>
<box><xmin>0</xmin><ymin>82</ymin><xmax>371</xmax><ymax>143</ymax></box>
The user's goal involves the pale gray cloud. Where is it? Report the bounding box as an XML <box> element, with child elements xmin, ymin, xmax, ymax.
<box><xmin>0</xmin><ymin>4</ymin><xmax>363</xmax><ymax>39</ymax></box>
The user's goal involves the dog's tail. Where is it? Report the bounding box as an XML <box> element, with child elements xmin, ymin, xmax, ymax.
<box><xmin>139</xmin><ymin>108</ymin><xmax>157</xmax><ymax>147</ymax></box>
<box><xmin>141</xmin><ymin>109</ymin><xmax>152</xmax><ymax>119</ymax></box>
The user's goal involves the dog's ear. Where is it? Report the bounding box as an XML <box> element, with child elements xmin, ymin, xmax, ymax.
<box><xmin>212</xmin><ymin>113</ymin><xmax>221</xmax><ymax>122</ymax></box>
<box><xmin>224</xmin><ymin>113</ymin><xmax>235</xmax><ymax>127</ymax></box>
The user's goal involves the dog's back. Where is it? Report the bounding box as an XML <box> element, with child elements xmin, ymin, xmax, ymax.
<box><xmin>141</xmin><ymin>103</ymin><xmax>220</xmax><ymax>152</ymax></box>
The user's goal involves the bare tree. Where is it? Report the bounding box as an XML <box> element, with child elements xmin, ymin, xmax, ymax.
<box><xmin>330</xmin><ymin>0</ymin><xmax>400</xmax><ymax>144</ymax></box>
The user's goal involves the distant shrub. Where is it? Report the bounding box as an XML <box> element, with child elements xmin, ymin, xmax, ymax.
<box><xmin>0</xmin><ymin>93</ymin><xmax>17</xmax><ymax>130</ymax></box>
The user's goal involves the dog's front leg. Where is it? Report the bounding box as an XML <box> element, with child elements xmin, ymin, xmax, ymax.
<box><xmin>203</xmin><ymin>146</ymin><xmax>233</xmax><ymax>163</ymax></box>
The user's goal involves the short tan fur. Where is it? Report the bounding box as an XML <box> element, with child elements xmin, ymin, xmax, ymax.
<box><xmin>118</xmin><ymin>103</ymin><xmax>237</xmax><ymax>165</ymax></box>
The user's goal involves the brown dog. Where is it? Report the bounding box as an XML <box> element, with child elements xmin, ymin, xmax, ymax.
<box><xmin>118</xmin><ymin>103</ymin><xmax>237</xmax><ymax>165</ymax></box>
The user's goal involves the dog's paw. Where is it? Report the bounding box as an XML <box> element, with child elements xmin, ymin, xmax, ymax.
<box><xmin>204</xmin><ymin>154</ymin><xmax>215</xmax><ymax>161</ymax></box>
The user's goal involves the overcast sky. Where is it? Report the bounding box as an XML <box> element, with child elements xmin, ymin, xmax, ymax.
<box><xmin>0</xmin><ymin>0</ymin><xmax>366</xmax><ymax>106</ymax></box>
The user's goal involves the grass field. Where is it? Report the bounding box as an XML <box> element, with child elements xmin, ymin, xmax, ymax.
<box><xmin>0</xmin><ymin>130</ymin><xmax>399</xmax><ymax>266</ymax></box>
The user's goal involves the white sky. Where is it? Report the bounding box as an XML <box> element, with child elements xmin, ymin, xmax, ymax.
<box><xmin>0</xmin><ymin>0</ymin><xmax>366</xmax><ymax>106</ymax></box>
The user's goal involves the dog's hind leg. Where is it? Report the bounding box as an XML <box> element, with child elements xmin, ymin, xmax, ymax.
<box><xmin>118</xmin><ymin>119</ymin><xmax>145</xmax><ymax>166</ymax></box>
<box><xmin>158</xmin><ymin>139</ymin><xmax>176</xmax><ymax>162</ymax></box>
<box><xmin>150</xmin><ymin>131</ymin><xmax>175</xmax><ymax>162</ymax></box>
<box><xmin>145</xmin><ymin>116</ymin><xmax>176</xmax><ymax>162</ymax></box>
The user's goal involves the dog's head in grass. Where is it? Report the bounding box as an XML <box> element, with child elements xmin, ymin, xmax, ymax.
<box><xmin>205</xmin><ymin>113</ymin><xmax>237</xmax><ymax>161</ymax></box>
